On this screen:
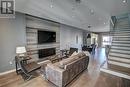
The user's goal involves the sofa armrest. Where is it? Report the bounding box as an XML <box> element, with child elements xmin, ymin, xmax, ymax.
<box><xmin>45</xmin><ymin>63</ymin><xmax>65</xmax><ymax>87</ymax></box>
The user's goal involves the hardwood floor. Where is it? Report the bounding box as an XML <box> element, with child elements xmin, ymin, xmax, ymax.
<box><xmin>0</xmin><ymin>48</ymin><xmax>130</xmax><ymax>87</ymax></box>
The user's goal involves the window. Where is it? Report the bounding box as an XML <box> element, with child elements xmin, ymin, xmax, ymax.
<box><xmin>102</xmin><ymin>36</ymin><xmax>112</xmax><ymax>47</ymax></box>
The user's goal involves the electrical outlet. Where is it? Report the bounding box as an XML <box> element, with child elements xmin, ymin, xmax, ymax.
<box><xmin>9</xmin><ymin>61</ymin><xmax>13</xmax><ymax>65</ymax></box>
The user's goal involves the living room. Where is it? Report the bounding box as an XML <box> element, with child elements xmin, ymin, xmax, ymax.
<box><xmin>0</xmin><ymin>0</ymin><xmax>130</xmax><ymax>87</ymax></box>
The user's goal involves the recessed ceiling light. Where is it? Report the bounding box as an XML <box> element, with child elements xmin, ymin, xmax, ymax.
<box><xmin>123</xmin><ymin>0</ymin><xmax>127</xmax><ymax>3</ymax></box>
<box><xmin>90</xmin><ymin>9</ymin><xmax>94</xmax><ymax>15</ymax></box>
<box><xmin>50</xmin><ymin>5</ymin><xmax>53</xmax><ymax>8</ymax></box>
<box><xmin>104</xmin><ymin>22</ymin><xmax>106</xmax><ymax>24</ymax></box>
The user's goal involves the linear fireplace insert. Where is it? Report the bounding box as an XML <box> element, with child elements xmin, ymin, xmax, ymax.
<box><xmin>38</xmin><ymin>48</ymin><xmax>56</xmax><ymax>59</ymax></box>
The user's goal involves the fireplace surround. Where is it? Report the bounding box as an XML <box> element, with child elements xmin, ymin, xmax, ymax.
<box><xmin>26</xmin><ymin>15</ymin><xmax>60</xmax><ymax>61</ymax></box>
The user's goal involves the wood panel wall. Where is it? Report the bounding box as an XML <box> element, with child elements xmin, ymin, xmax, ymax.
<box><xmin>26</xmin><ymin>15</ymin><xmax>60</xmax><ymax>61</ymax></box>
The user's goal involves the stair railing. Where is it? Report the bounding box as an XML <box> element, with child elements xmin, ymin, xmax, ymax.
<box><xmin>106</xmin><ymin>16</ymin><xmax>117</xmax><ymax>58</ymax></box>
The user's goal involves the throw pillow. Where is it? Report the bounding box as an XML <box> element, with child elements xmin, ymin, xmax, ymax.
<box><xmin>70</xmin><ymin>51</ymin><xmax>78</xmax><ymax>57</ymax></box>
<box><xmin>59</xmin><ymin>64</ymin><xmax>64</xmax><ymax>69</ymax></box>
<box><xmin>77</xmin><ymin>52</ymin><xmax>86</xmax><ymax>58</ymax></box>
<box><xmin>83</xmin><ymin>51</ymin><xmax>90</xmax><ymax>57</ymax></box>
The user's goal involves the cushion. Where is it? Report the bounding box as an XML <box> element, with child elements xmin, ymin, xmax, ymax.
<box><xmin>83</xmin><ymin>51</ymin><xmax>90</xmax><ymax>57</ymax></box>
<box><xmin>69</xmin><ymin>55</ymin><xmax>79</xmax><ymax>60</ymax></box>
<box><xmin>76</xmin><ymin>52</ymin><xmax>86</xmax><ymax>58</ymax></box>
<box><xmin>59</xmin><ymin>57</ymin><xmax>76</xmax><ymax>69</ymax></box>
<box><xmin>70</xmin><ymin>51</ymin><xmax>78</xmax><ymax>57</ymax></box>
<box><xmin>59</xmin><ymin>52</ymin><xmax>86</xmax><ymax>69</ymax></box>
<box><xmin>60</xmin><ymin>58</ymin><xmax>74</xmax><ymax>65</ymax></box>
<box><xmin>54</xmin><ymin>62</ymin><xmax>64</xmax><ymax>69</ymax></box>
<box><xmin>59</xmin><ymin>64</ymin><xmax>64</xmax><ymax>69</ymax></box>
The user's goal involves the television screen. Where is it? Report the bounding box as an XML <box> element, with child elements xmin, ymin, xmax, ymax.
<box><xmin>38</xmin><ymin>30</ymin><xmax>56</xmax><ymax>44</ymax></box>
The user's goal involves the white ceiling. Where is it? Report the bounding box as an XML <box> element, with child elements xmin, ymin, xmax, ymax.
<box><xmin>15</xmin><ymin>0</ymin><xmax>130</xmax><ymax>32</ymax></box>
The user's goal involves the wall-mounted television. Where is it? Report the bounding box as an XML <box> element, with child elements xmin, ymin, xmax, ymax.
<box><xmin>38</xmin><ymin>30</ymin><xmax>56</xmax><ymax>44</ymax></box>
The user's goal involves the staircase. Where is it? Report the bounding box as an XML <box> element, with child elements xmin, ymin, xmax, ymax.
<box><xmin>101</xmin><ymin>13</ymin><xmax>130</xmax><ymax>79</ymax></box>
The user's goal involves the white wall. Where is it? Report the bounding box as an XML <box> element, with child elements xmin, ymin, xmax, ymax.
<box><xmin>60</xmin><ymin>24</ymin><xmax>83</xmax><ymax>50</ymax></box>
<box><xmin>0</xmin><ymin>13</ymin><xmax>26</xmax><ymax>73</ymax></box>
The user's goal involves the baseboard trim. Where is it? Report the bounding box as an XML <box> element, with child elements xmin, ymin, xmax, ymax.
<box><xmin>100</xmin><ymin>68</ymin><xmax>130</xmax><ymax>80</ymax></box>
<box><xmin>0</xmin><ymin>69</ymin><xmax>16</xmax><ymax>76</ymax></box>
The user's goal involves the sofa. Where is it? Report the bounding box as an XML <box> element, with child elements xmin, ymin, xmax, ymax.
<box><xmin>45</xmin><ymin>52</ymin><xmax>89</xmax><ymax>87</ymax></box>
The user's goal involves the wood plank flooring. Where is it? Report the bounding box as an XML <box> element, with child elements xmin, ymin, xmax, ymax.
<box><xmin>0</xmin><ymin>48</ymin><xmax>130</xmax><ymax>87</ymax></box>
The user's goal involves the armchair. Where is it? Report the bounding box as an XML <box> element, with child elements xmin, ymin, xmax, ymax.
<box><xmin>15</xmin><ymin>56</ymin><xmax>41</xmax><ymax>80</ymax></box>
<box><xmin>15</xmin><ymin>46</ymin><xmax>41</xmax><ymax>80</ymax></box>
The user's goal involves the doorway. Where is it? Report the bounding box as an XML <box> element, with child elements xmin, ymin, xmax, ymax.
<box><xmin>102</xmin><ymin>36</ymin><xmax>112</xmax><ymax>47</ymax></box>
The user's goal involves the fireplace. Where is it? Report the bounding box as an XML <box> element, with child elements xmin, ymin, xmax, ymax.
<box><xmin>38</xmin><ymin>48</ymin><xmax>56</xmax><ymax>59</ymax></box>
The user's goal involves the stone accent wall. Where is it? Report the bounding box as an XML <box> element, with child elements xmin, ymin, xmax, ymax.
<box><xmin>26</xmin><ymin>15</ymin><xmax>60</xmax><ymax>61</ymax></box>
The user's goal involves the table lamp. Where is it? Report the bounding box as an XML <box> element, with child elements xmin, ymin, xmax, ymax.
<box><xmin>16</xmin><ymin>46</ymin><xmax>26</xmax><ymax>57</ymax></box>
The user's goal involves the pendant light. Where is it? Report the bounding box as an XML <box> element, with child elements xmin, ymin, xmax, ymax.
<box><xmin>87</xmin><ymin>33</ymin><xmax>91</xmax><ymax>38</ymax></box>
<box><xmin>87</xmin><ymin>25</ymin><xmax>91</xmax><ymax>38</ymax></box>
